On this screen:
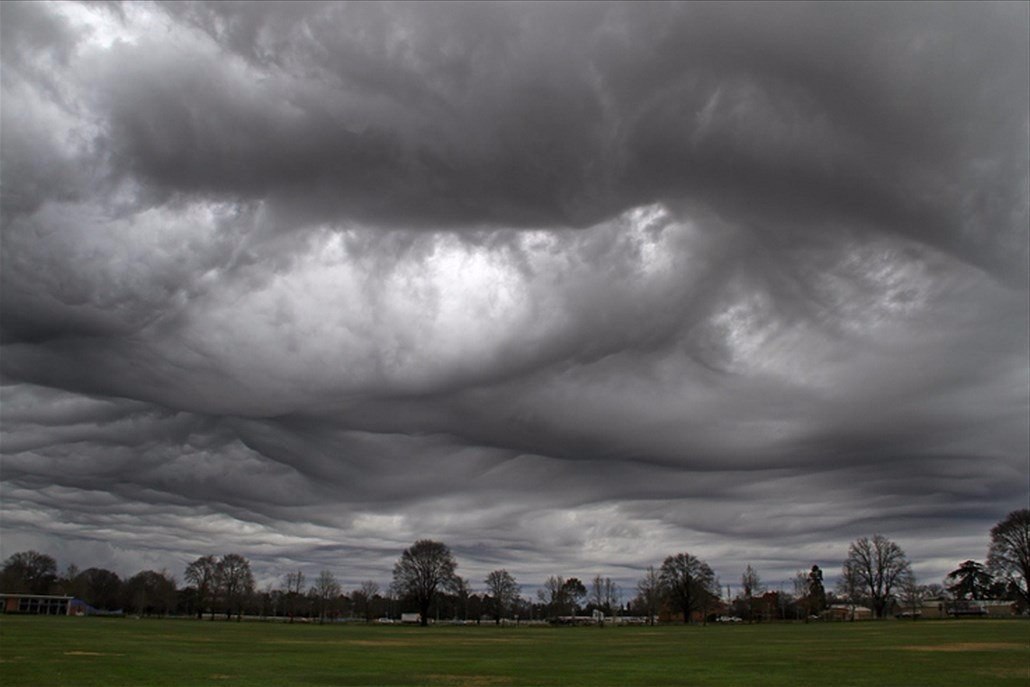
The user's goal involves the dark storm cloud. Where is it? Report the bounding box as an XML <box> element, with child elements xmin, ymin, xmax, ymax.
<box><xmin>1</xmin><ymin>1</ymin><xmax>1027</xmax><ymax>589</ymax></box>
<box><xmin>13</xmin><ymin>1</ymin><xmax>1018</xmax><ymax>272</ymax></box>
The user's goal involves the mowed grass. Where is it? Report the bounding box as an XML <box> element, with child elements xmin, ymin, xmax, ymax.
<box><xmin>1</xmin><ymin>616</ymin><xmax>1027</xmax><ymax>686</ymax></box>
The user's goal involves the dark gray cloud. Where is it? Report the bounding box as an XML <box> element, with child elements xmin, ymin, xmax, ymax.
<box><xmin>1</xmin><ymin>1</ymin><xmax>1027</xmax><ymax>593</ymax></box>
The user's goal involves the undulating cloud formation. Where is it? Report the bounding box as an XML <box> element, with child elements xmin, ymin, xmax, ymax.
<box><xmin>1</xmin><ymin>1</ymin><xmax>1027</xmax><ymax>593</ymax></box>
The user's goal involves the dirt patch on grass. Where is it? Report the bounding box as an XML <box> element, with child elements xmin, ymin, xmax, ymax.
<box><xmin>980</xmin><ymin>667</ymin><xmax>1030</xmax><ymax>680</ymax></box>
<box><xmin>436</xmin><ymin>637</ymin><xmax>531</xmax><ymax>645</ymax></box>
<box><xmin>266</xmin><ymin>639</ymin><xmax>322</xmax><ymax>645</ymax></box>
<box><xmin>208</xmin><ymin>675</ymin><xmax>236</xmax><ymax>680</ymax></box>
<box><xmin>900</xmin><ymin>642</ymin><xmax>1024</xmax><ymax>652</ymax></box>
<box><xmin>268</xmin><ymin>638</ymin><xmax>426</xmax><ymax>648</ymax></box>
<box><xmin>426</xmin><ymin>675</ymin><xmax>513</xmax><ymax>686</ymax></box>
<box><xmin>264</xmin><ymin>639</ymin><xmax>416</xmax><ymax>647</ymax></box>
<box><xmin>63</xmin><ymin>651</ymin><xmax>124</xmax><ymax>657</ymax></box>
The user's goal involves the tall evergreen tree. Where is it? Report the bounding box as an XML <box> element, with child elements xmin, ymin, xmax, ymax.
<box><xmin>945</xmin><ymin>560</ymin><xmax>993</xmax><ymax>600</ymax></box>
<box><xmin>807</xmin><ymin>565</ymin><xmax>827</xmax><ymax>613</ymax></box>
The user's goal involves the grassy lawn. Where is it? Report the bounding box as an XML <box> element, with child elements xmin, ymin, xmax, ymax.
<box><xmin>1</xmin><ymin>616</ymin><xmax>1027</xmax><ymax>686</ymax></box>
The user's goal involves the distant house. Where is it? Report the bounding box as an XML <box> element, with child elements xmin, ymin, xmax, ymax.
<box><xmin>909</xmin><ymin>598</ymin><xmax>948</xmax><ymax>619</ymax></box>
<box><xmin>656</xmin><ymin>599</ymin><xmax>728</xmax><ymax>624</ymax></box>
<box><xmin>949</xmin><ymin>600</ymin><xmax>1018</xmax><ymax>618</ymax></box>
<box><xmin>822</xmin><ymin>604</ymin><xmax>873</xmax><ymax>621</ymax></box>
<box><xmin>905</xmin><ymin>598</ymin><xmax>1019</xmax><ymax>619</ymax></box>
<box><xmin>1</xmin><ymin>593</ymin><xmax>75</xmax><ymax>615</ymax></box>
<box><xmin>0</xmin><ymin>593</ymin><xmax>111</xmax><ymax>616</ymax></box>
<box><xmin>980</xmin><ymin>600</ymin><xmax>1020</xmax><ymax>617</ymax></box>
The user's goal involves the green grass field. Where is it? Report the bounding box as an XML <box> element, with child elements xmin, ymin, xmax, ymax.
<box><xmin>1</xmin><ymin>616</ymin><xmax>1027</xmax><ymax>686</ymax></box>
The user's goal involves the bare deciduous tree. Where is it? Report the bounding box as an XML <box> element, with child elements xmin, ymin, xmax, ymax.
<box><xmin>452</xmin><ymin>577</ymin><xmax>472</xmax><ymax>622</ymax></box>
<box><xmin>740</xmin><ymin>564</ymin><xmax>763</xmax><ymax>622</ymax></box>
<box><xmin>842</xmin><ymin>534</ymin><xmax>912</xmax><ymax>618</ymax></box>
<box><xmin>484</xmin><ymin>569</ymin><xmax>520</xmax><ymax>624</ymax></box>
<box><xmin>352</xmin><ymin>580</ymin><xmax>380</xmax><ymax>622</ymax></box>
<box><xmin>590</xmin><ymin>575</ymin><xmax>620</xmax><ymax>618</ymax></box>
<box><xmin>837</xmin><ymin>558</ymin><xmax>862</xmax><ymax>621</ymax></box>
<box><xmin>792</xmin><ymin>570</ymin><xmax>809</xmax><ymax>619</ymax></box>
<box><xmin>898</xmin><ymin>573</ymin><xmax>925</xmax><ymax>620</ymax></box>
<box><xmin>562</xmin><ymin>577</ymin><xmax>587</xmax><ymax>616</ymax></box>
<box><xmin>282</xmin><ymin>570</ymin><xmax>305</xmax><ymax>621</ymax></box>
<box><xmin>635</xmin><ymin>566</ymin><xmax>662</xmax><ymax>625</ymax></box>
<box><xmin>659</xmin><ymin>552</ymin><xmax>717</xmax><ymax>624</ymax></box>
<box><xmin>184</xmin><ymin>555</ymin><xmax>218</xmax><ymax>620</ymax></box>
<box><xmin>537</xmin><ymin>575</ymin><xmax>565</xmax><ymax>619</ymax></box>
<box><xmin>312</xmin><ymin>569</ymin><xmax>341</xmax><ymax>623</ymax></box>
<box><xmin>391</xmin><ymin>539</ymin><xmax>458</xmax><ymax>626</ymax></box>
<box><xmin>217</xmin><ymin>553</ymin><xmax>254</xmax><ymax>621</ymax></box>
<box><xmin>988</xmin><ymin>509</ymin><xmax>1030</xmax><ymax>608</ymax></box>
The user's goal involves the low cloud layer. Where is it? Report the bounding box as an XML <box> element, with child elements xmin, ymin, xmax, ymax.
<box><xmin>1</xmin><ymin>1</ymin><xmax>1027</xmax><ymax>593</ymax></box>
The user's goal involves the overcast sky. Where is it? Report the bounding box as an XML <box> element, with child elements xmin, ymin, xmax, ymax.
<box><xmin>1</xmin><ymin>1</ymin><xmax>1027</xmax><ymax>597</ymax></box>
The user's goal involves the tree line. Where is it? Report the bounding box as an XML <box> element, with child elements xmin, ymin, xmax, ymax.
<box><xmin>3</xmin><ymin>509</ymin><xmax>1027</xmax><ymax>623</ymax></box>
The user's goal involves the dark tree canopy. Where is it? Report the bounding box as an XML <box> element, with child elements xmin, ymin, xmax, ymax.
<box><xmin>75</xmin><ymin>568</ymin><xmax>123</xmax><ymax>610</ymax></box>
<box><xmin>217</xmin><ymin>553</ymin><xmax>255</xmax><ymax>620</ymax></box>
<box><xmin>740</xmin><ymin>564</ymin><xmax>763</xmax><ymax>622</ymax></box>
<box><xmin>561</xmin><ymin>577</ymin><xmax>587</xmax><ymax>615</ymax></box>
<box><xmin>843</xmin><ymin>534</ymin><xmax>912</xmax><ymax>618</ymax></box>
<box><xmin>311</xmin><ymin>569</ymin><xmax>341</xmax><ymax>623</ymax></box>
<box><xmin>184</xmin><ymin>555</ymin><xmax>219</xmax><ymax>620</ymax></box>
<box><xmin>741</xmin><ymin>565</ymin><xmax>762</xmax><ymax>599</ymax></box>
<box><xmin>537</xmin><ymin>575</ymin><xmax>565</xmax><ymax>618</ymax></box>
<box><xmin>123</xmin><ymin>569</ymin><xmax>177</xmax><ymax>616</ymax></box>
<box><xmin>392</xmin><ymin>539</ymin><xmax>458</xmax><ymax>626</ymax></box>
<box><xmin>0</xmin><ymin>550</ymin><xmax>57</xmax><ymax>594</ymax></box>
<box><xmin>807</xmin><ymin>565</ymin><xmax>827</xmax><ymax>614</ymax></box>
<box><xmin>988</xmin><ymin>508</ymin><xmax>1030</xmax><ymax>608</ymax></box>
<box><xmin>659</xmin><ymin>552</ymin><xmax>717</xmax><ymax>624</ymax></box>
<box><xmin>352</xmin><ymin>580</ymin><xmax>381</xmax><ymax>622</ymax></box>
<box><xmin>635</xmin><ymin>566</ymin><xmax>662</xmax><ymax>626</ymax></box>
<box><xmin>590</xmin><ymin>575</ymin><xmax>619</xmax><ymax>616</ymax></box>
<box><xmin>6</xmin><ymin>510</ymin><xmax>1024</xmax><ymax>624</ymax></box>
<box><xmin>281</xmin><ymin>569</ymin><xmax>306</xmax><ymax>621</ymax></box>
